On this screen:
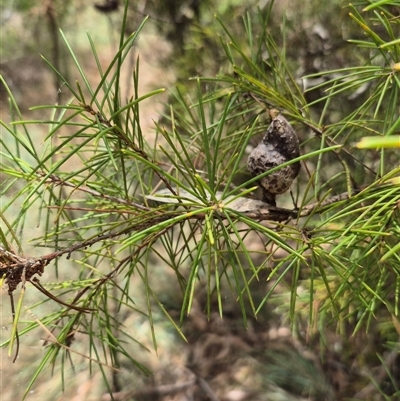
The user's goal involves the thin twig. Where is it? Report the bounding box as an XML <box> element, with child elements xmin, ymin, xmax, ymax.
<box><xmin>41</xmin><ymin>173</ymin><xmax>150</xmax><ymax>211</ymax></box>
<box><xmin>29</xmin><ymin>278</ymin><xmax>95</xmax><ymax>312</ymax></box>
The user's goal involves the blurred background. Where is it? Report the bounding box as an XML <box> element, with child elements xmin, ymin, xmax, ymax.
<box><xmin>1</xmin><ymin>1</ymin><xmax>398</xmax><ymax>400</ymax></box>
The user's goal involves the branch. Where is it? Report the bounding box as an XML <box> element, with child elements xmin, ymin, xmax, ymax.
<box><xmin>0</xmin><ymin>213</ymin><xmax>173</xmax><ymax>294</ymax></box>
<box><xmin>237</xmin><ymin>186</ymin><xmax>369</xmax><ymax>222</ymax></box>
<box><xmin>40</xmin><ymin>173</ymin><xmax>150</xmax><ymax>210</ymax></box>
<box><xmin>147</xmin><ymin>185</ymin><xmax>370</xmax><ymax>221</ymax></box>
<box><xmin>0</xmin><ymin>180</ymin><xmax>380</xmax><ymax>295</ymax></box>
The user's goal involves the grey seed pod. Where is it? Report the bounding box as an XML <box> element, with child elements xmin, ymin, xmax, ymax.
<box><xmin>247</xmin><ymin>113</ymin><xmax>300</xmax><ymax>206</ymax></box>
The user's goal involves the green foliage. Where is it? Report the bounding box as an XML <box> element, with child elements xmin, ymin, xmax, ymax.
<box><xmin>1</xmin><ymin>0</ymin><xmax>400</xmax><ymax>399</ymax></box>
